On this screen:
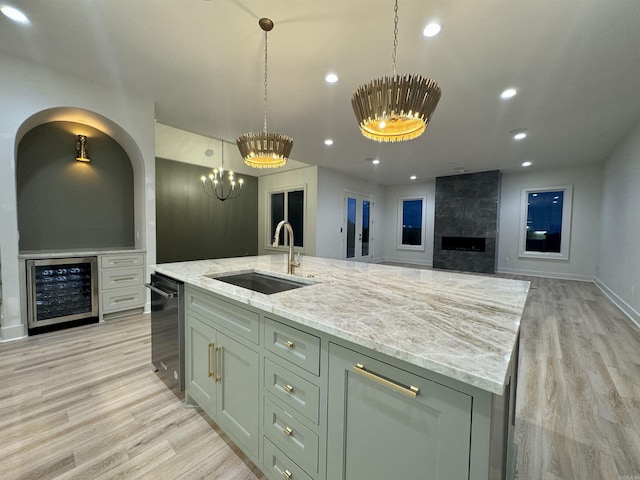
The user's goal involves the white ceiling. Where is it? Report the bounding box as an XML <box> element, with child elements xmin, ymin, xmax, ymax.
<box><xmin>2</xmin><ymin>0</ymin><xmax>640</xmax><ymax>185</ymax></box>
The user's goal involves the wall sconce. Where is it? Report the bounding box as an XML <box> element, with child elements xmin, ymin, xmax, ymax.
<box><xmin>76</xmin><ymin>135</ymin><xmax>90</xmax><ymax>162</ymax></box>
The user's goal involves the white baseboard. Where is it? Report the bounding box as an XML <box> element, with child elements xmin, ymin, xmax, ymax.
<box><xmin>594</xmin><ymin>277</ymin><xmax>640</xmax><ymax>328</ymax></box>
<box><xmin>497</xmin><ymin>266</ymin><xmax>594</xmax><ymax>282</ymax></box>
<box><xmin>0</xmin><ymin>323</ymin><xmax>26</xmax><ymax>342</ymax></box>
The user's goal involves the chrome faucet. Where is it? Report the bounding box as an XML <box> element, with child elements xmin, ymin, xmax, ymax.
<box><xmin>272</xmin><ymin>220</ymin><xmax>300</xmax><ymax>274</ymax></box>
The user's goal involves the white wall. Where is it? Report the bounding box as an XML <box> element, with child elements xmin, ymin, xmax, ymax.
<box><xmin>596</xmin><ymin>121</ymin><xmax>640</xmax><ymax>325</ymax></box>
<box><xmin>0</xmin><ymin>53</ymin><xmax>156</xmax><ymax>340</ymax></box>
<box><xmin>155</xmin><ymin>123</ymin><xmax>240</xmax><ymax>168</ymax></box>
<box><xmin>258</xmin><ymin>166</ymin><xmax>318</xmax><ymax>256</ymax></box>
<box><xmin>497</xmin><ymin>164</ymin><xmax>603</xmax><ymax>281</ymax></box>
<box><xmin>383</xmin><ymin>181</ymin><xmax>436</xmax><ymax>266</ymax></box>
<box><xmin>316</xmin><ymin>167</ymin><xmax>387</xmax><ymax>261</ymax></box>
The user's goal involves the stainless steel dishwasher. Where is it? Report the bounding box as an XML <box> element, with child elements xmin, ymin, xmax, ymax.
<box><xmin>145</xmin><ymin>273</ymin><xmax>184</xmax><ymax>391</ymax></box>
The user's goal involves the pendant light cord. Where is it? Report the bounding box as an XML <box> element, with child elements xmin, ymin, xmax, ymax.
<box><xmin>220</xmin><ymin>139</ymin><xmax>224</xmax><ymax>170</ymax></box>
<box><xmin>263</xmin><ymin>29</ymin><xmax>269</xmax><ymax>134</ymax></box>
<box><xmin>392</xmin><ymin>0</ymin><xmax>399</xmax><ymax>76</ymax></box>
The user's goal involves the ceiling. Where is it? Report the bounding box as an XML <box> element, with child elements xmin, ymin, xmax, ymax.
<box><xmin>2</xmin><ymin>0</ymin><xmax>640</xmax><ymax>185</ymax></box>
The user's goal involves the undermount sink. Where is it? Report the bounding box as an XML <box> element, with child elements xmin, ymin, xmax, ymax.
<box><xmin>206</xmin><ymin>271</ymin><xmax>310</xmax><ymax>295</ymax></box>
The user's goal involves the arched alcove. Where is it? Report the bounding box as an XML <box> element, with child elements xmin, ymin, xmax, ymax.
<box><xmin>17</xmin><ymin>121</ymin><xmax>135</xmax><ymax>250</ymax></box>
<box><xmin>14</xmin><ymin>107</ymin><xmax>148</xmax><ymax>250</ymax></box>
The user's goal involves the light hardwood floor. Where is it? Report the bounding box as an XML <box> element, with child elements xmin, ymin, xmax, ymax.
<box><xmin>1</xmin><ymin>276</ymin><xmax>639</xmax><ymax>479</ymax></box>
<box><xmin>508</xmin><ymin>275</ymin><xmax>640</xmax><ymax>480</ymax></box>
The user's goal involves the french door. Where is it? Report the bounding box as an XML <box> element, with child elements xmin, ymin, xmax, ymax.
<box><xmin>343</xmin><ymin>193</ymin><xmax>373</xmax><ymax>262</ymax></box>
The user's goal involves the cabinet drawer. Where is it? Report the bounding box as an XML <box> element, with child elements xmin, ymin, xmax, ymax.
<box><xmin>327</xmin><ymin>343</ymin><xmax>473</xmax><ymax>480</ymax></box>
<box><xmin>100</xmin><ymin>253</ymin><xmax>145</xmax><ymax>269</ymax></box>
<box><xmin>264</xmin><ymin>397</ymin><xmax>319</xmax><ymax>474</ymax></box>
<box><xmin>264</xmin><ymin>317</ymin><xmax>320</xmax><ymax>375</ymax></box>
<box><xmin>101</xmin><ymin>286</ymin><xmax>145</xmax><ymax>313</ymax></box>
<box><xmin>185</xmin><ymin>288</ymin><xmax>259</xmax><ymax>344</ymax></box>
<box><xmin>101</xmin><ymin>267</ymin><xmax>144</xmax><ymax>290</ymax></box>
<box><xmin>263</xmin><ymin>437</ymin><xmax>313</xmax><ymax>480</ymax></box>
<box><xmin>264</xmin><ymin>359</ymin><xmax>320</xmax><ymax>424</ymax></box>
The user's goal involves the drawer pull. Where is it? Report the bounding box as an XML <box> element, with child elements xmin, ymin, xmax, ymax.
<box><xmin>208</xmin><ymin>343</ymin><xmax>215</xmax><ymax>378</ymax></box>
<box><xmin>283</xmin><ymin>340</ymin><xmax>294</xmax><ymax>349</ymax></box>
<box><xmin>214</xmin><ymin>346</ymin><xmax>222</xmax><ymax>383</ymax></box>
<box><xmin>283</xmin><ymin>469</ymin><xmax>292</xmax><ymax>479</ymax></box>
<box><xmin>283</xmin><ymin>384</ymin><xmax>294</xmax><ymax>394</ymax></box>
<box><xmin>113</xmin><ymin>276</ymin><xmax>135</xmax><ymax>282</ymax></box>
<box><xmin>283</xmin><ymin>426</ymin><xmax>293</xmax><ymax>436</ymax></box>
<box><xmin>113</xmin><ymin>296</ymin><xmax>135</xmax><ymax>303</ymax></box>
<box><xmin>352</xmin><ymin>363</ymin><xmax>420</xmax><ymax>398</ymax></box>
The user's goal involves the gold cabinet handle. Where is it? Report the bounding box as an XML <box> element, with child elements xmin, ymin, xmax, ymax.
<box><xmin>208</xmin><ymin>343</ymin><xmax>214</xmax><ymax>378</ymax></box>
<box><xmin>214</xmin><ymin>346</ymin><xmax>222</xmax><ymax>383</ymax></box>
<box><xmin>283</xmin><ymin>384</ymin><xmax>294</xmax><ymax>394</ymax></box>
<box><xmin>283</xmin><ymin>426</ymin><xmax>293</xmax><ymax>436</ymax></box>
<box><xmin>283</xmin><ymin>469</ymin><xmax>292</xmax><ymax>479</ymax></box>
<box><xmin>283</xmin><ymin>340</ymin><xmax>294</xmax><ymax>349</ymax></box>
<box><xmin>352</xmin><ymin>363</ymin><xmax>420</xmax><ymax>398</ymax></box>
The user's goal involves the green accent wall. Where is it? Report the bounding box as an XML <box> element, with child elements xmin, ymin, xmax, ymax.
<box><xmin>155</xmin><ymin>157</ymin><xmax>258</xmax><ymax>263</ymax></box>
<box><xmin>16</xmin><ymin>121</ymin><xmax>135</xmax><ymax>251</ymax></box>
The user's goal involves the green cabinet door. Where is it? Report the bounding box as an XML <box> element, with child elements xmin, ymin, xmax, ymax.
<box><xmin>215</xmin><ymin>331</ymin><xmax>260</xmax><ymax>458</ymax></box>
<box><xmin>327</xmin><ymin>343</ymin><xmax>473</xmax><ymax>480</ymax></box>
<box><xmin>185</xmin><ymin>314</ymin><xmax>217</xmax><ymax>420</ymax></box>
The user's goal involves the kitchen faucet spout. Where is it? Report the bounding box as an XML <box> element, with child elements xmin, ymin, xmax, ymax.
<box><xmin>273</xmin><ymin>220</ymin><xmax>300</xmax><ymax>274</ymax></box>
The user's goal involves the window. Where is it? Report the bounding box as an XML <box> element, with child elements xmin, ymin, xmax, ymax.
<box><xmin>519</xmin><ymin>185</ymin><xmax>573</xmax><ymax>260</ymax></box>
<box><xmin>397</xmin><ymin>196</ymin><xmax>426</xmax><ymax>250</ymax></box>
<box><xmin>268</xmin><ymin>187</ymin><xmax>305</xmax><ymax>249</ymax></box>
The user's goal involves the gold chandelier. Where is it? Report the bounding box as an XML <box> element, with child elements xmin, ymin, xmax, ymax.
<box><xmin>352</xmin><ymin>0</ymin><xmax>441</xmax><ymax>142</ymax></box>
<box><xmin>200</xmin><ymin>140</ymin><xmax>244</xmax><ymax>202</ymax></box>
<box><xmin>236</xmin><ymin>18</ymin><xmax>293</xmax><ymax>168</ymax></box>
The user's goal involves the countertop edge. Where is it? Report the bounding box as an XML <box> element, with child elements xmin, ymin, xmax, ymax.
<box><xmin>19</xmin><ymin>248</ymin><xmax>146</xmax><ymax>259</ymax></box>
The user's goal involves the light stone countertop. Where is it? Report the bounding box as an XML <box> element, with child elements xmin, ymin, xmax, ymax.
<box><xmin>153</xmin><ymin>255</ymin><xmax>530</xmax><ymax>395</ymax></box>
<box><xmin>19</xmin><ymin>248</ymin><xmax>145</xmax><ymax>259</ymax></box>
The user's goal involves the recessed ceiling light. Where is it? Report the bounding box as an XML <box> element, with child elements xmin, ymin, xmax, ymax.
<box><xmin>521</xmin><ymin>161</ymin><xmax>532</xmax><ymax>167</ymax></box>
<box><xmin>324</xmin><ymin>138</ymin><xmax>334</xmax><ymax>146</ymax></box>
<box><xmin>1</xmin><ymin>5</ymin><xmax>29</xmax><ymax>24</ymax></box>
<box><xmin>500</xmin><ymin>88</ymin><xmax>517</xmax><ymax>99</ymax></box>
<box><xmin>511</xmin><ymin>129</ymin><xmax>528</xmax><ymax>140</ymax></box>
<box><xmin>422</xmin><ymin>22</ymin><xmax>442</xmax><ymax>38</ymax></box>
<box><xmin>372</xmin><ymin>159</ymin><xmax>380</xmax><ymax>165</ymax></box>
<box><xmin>410</xmin><ymin>175</ymin><xmax>417</xmax><ymax>180</ymax></box>
<box><xmin>325</xmin><ymin>73</ymin><xmax>338</xmax><ymax>84</ymax></box>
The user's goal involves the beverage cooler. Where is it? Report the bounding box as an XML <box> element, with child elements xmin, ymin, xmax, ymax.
<box><xmin>26</xmin><ymin>257</ymin><xmax>99</xmax><ymax>330</ymax></box>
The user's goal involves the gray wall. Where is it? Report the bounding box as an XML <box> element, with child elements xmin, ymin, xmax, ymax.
<box><xmin>383</xmin><ymin>180</ymin><xmax>436</xmax><ymax>267</ymax></box>
<box><xmin>17</xmin><ymin>121</ymin><xmax>134</xmax><ymax>251</ymax></box>
<box><xmin>316</xmin><ymin>167</ymin><xmax>386</xmax><ymax>261</ymax></box>
<box><xmin>596</xmin><ymin>120</ymin><xmax>640</xmax><ymax>324</ymax></box>
<box><xmin>156</xmin><ymin>157</ymin><xmax>258</xmax><ymax>263</ymax></box>
<box><xmin>258</xmin><ymin>166</ymin><xmax>318</xmax><ymax>256</ymax></box>
<box><xmin>497</xmin><ymin>164</ymin><xmax>602</xmax><ymax>281</ymax></box>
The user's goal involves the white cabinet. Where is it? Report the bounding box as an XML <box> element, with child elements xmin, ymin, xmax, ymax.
<box><xmin>98</xmin><ymin>252</ymin><xmax>145</xmax><ymax>319</ymax></box>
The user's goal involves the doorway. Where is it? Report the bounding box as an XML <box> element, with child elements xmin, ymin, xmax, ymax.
<box><xmin>343</xmin><ymin>193</ymin><xmax>373</xmax><ymax>262</ymax></box>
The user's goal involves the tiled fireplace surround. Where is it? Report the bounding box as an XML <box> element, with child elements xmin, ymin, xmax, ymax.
<box><xmin>433</xmin><ymin>170</ymin><xmax>501</xmax><ymax>274</ymax></box>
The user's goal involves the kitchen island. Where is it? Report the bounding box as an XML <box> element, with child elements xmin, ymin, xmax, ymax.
<box><xmin>153</xmin><ymin>254</ymin><xmax>530</xmax><ymax>480</ymax></box>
